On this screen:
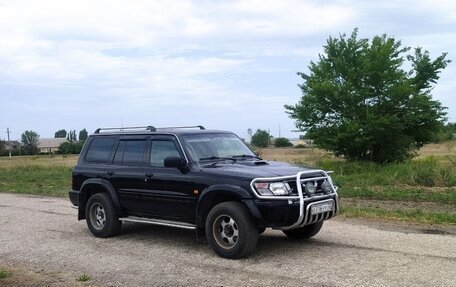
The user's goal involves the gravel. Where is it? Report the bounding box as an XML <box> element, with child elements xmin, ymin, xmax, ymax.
<box><xmin>0</xmin><ymin>193</ymin><xmax>455</xmax><ymax>286</ymax></box>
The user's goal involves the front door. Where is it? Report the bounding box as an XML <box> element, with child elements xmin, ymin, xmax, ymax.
<box><xmin>142</xmin><ymin>136</ymin><xmax>196</xmax><ymax>223</ymax></box>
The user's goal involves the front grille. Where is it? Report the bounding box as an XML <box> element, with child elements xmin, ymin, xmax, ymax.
<box><xmin>305</xmin><ymin>208</ymin><xmax>335</xmax><ymax>225</ymax></box>
<box><xmin>302</xmin><ymin>199</ymin><xmax>337</xmax><ymax>226</ymax></box>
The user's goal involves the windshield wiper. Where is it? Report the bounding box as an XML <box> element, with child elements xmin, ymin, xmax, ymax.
<box><xmin>230</xmin><ymin>154</ymin><xmax>263</xmax><ymax>160</ymax></box>
<box><xmin>199</xmin><ymin>156</ymin><xmax>236</xmax><ymax>162</ymax></box>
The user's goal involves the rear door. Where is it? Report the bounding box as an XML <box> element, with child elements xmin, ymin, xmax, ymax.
<box><xmin>108</xmin><ymin>136</ymin><xmax>149</xmax><ymax>212</ymax></box>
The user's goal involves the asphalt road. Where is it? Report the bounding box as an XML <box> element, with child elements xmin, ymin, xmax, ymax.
<box><xmin>0</xmin><ymin>193</ymin><xmax>455</xmax><ymax>287</ymax></box>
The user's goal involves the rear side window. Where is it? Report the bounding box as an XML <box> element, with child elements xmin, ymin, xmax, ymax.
<box><xmin>85</xmin><ymin>137</ymin><xmax>116</xmax><ymax>163</ymax></box>
<box><xmin>113</xmin><ymin>140</ymin><xmax>147</xmax><ymax>166</ymax></box>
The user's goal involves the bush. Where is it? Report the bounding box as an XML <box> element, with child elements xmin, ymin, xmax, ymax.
<box><xmin>251</xmin><ymin>129</ymin><xmax>271</xmax><ymax>148</ymax></box>
<box><xmin>274</xmin><ymin>137</ymin><xmax>293</xmax><ymax>147</ymax></box>
<box><xmin>58</xmin><ymin>141</ymin><xmax>84</xmax><ymax>154</ymax></box>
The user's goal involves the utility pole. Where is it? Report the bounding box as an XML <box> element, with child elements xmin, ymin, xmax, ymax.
<box><xmin>6</xmin><ymin>128</ymin><xmax>11</xmax><ymax>159</ymax></box>
<box><xmin>279</xmin><ymin>125</ymin><xmax>281</xmax><ymax>138</ymax></box>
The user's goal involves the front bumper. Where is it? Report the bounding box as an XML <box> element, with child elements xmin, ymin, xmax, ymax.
<box><xmin>250</xmin><ymin>170</ymin><xmax>339</xmax><ymax>230</ymax></box>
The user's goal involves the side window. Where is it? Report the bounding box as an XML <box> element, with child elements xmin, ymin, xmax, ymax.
<box><xmin>85</xmin><ymin>137</ymin><xmax>115</xmax><ymax>163</ymax></box>
<box><xmin>150</xmin><ymin>140</ymin><xmax>181</xmax><ymax>167</ymax></box>
<box><xmin>113</xmin><ymin>140</ymin><xmax>147</xmax><ymax>166</ymax></box>
<box><xmin>113</xmin><ymin>141</ymin><xmax>126</xmax><ymax>164</ymax></box>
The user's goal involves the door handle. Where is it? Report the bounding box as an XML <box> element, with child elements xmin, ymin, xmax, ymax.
<box><xmin>145</xmin><ymin>173</ymin><xmax>154</xmax><ymax>178</ymax></box>
<box><xmin>106</xmin><ymin>171</ymin><xmax>114</xmax><ymax>176</ymax></box>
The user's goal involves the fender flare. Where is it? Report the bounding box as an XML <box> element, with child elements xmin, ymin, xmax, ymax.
<box><xmin>195</xmin><ymin>184</ymin><xmax>262</xmax><ymax>228</ymax></box>
<box><xmin>78</xmin><ymin>178</ymin><xmax>122</xmax><ymax>220</ymax></box>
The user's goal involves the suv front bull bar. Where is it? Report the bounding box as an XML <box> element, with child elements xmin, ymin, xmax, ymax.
<box><xmin>250</xmin><ymin>170</ymin><xmax>339</xmax><ymax>230</ymax></box>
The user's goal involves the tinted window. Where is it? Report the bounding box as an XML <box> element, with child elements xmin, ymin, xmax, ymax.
<box><xmin>114</xmin><ymin>140</ymin><xmax>147</xmax><ymax>166</ymax></box>
<box><xmin>113</xmin><ymin>141</ymin><xmax>126</xmax><ymax>164</ymax></box>
<box><xmin>85</xmin><ymin>137</ymin><xmax>116</xmax><ymax>163</ymax></box>
<box><xmin>150</xmin><ymin>140</ymin><xmax>181</xmax><ymax>167</ymax></box>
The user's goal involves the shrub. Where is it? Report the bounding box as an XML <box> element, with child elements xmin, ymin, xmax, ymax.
<box><xmin>274</xmin><ymin>137</ymin><xmax>293</xmax><ymax>147</ymax></box>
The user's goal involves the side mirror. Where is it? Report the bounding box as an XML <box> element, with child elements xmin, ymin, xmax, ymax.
<box><xmin>164</xmin><ymin>156</ymin><xmax>186</xmax><ymax>169</ymax></box>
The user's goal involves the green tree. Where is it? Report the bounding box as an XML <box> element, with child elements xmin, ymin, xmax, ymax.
<box><xmin>274</xmin><ymin>137</ymin><xmax>293</xmax><ymax>147</ymax></box>
<box><xmin>285</xmin><ymin>29</ymin><xmax>450</xmax><ymax>163</ymax></box>
<box><xmin>67</xmin><ymin>130</ymin><xmax>77</xmax><ymax>142</ymax></box>
<box><xmin>21</xmin><ymin>130</ymin><xmax>40</xmax><ymax>155</ymax></box>
<box><xmin>54</xmin><ymin>129</ymin><xmax>67</xmax><ymax>138</ymax></box>
<box><xmin>251</xmin><ymin>129</ymin><xmax>271</xmax><ymax>148</ymax></box>
<box><xmin>78</xmin><ymin>128</ymin><xmax>88</xmax><ymax>141</ymax></box>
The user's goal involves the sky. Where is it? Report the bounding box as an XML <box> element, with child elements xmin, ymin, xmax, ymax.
<box><xmin>0</xmin><ymin>0</ymin><xmax>455</xmax><ymax>140</ymax></box>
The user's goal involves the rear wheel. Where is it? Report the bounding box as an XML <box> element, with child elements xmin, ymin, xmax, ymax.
<box><xmin>282</xmin><ymin>221</ymin><xmax>323</xmax><ymax>239</ymax></box>
<box><xmin>205</xmin><ymin>202</ymin><xmax>259</xmax><ymax>259</ymax></box>
<box><xmin>85</xmin><ymin>193</ymin><xmax>121</xmax><ymax>238</ymax></box>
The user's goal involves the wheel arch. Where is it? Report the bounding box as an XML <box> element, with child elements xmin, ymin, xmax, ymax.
<box><xmin>78</xmin><ymin>179</ymin><xmax>122</xmax><ymax>220</ymax></box>
<box><xmin>196</xmin><ymin>184</ymin><xmax>262</xmax><ymax>228</ymax></box>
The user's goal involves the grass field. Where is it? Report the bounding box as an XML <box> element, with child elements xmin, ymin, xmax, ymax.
<box><xmin>259</xmin><ymin>142</ymin><xmax>456</xmax><ymax>225</ymax></box>
<box><xmin>0</xmin><ymin>142</ymin><xmax>455</xmax><ymax>225</ymax></box>
<box><xmin>0</xmin><ymin>155</ymin><xmax>76</xmax><ymax>197</ymax></box>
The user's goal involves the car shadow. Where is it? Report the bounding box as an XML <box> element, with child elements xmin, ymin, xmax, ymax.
<box><xmin>114</xmin><ymin>223</ymin><xmax>329</xmax><ymax>258</ymax></box>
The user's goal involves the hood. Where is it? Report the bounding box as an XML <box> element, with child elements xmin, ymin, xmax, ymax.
<box><xmin>199</xmin><ymin>160</ymin><xmax>317</xmax><ymax>179</ymax></box>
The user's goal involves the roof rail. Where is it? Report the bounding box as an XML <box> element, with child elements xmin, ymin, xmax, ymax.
<box><xmin>156</xmin><ymin>125</ymin><xmax>205</xmax><ymax>130</ymax></box>
<box><xmin>93</xmin><ymin>125</ymin><xmax>205</xmax><ymax>134</ymax></box>
<box><xmin>94</xmin><ymin>126</ymin><xmax>156</xmax><ymax>134</ymax></box>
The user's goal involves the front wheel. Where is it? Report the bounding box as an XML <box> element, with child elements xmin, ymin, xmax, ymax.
<box><xmin>205</xmin><ymin>202</ymin><xmax>259</xmax><ymax>259</ymax></box>
<box><xmin>282</xmin><ymin>221</ymin><xmax>323</xmax><ymax>239</ymax></box>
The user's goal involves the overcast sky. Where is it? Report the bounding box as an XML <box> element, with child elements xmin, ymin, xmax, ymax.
<box><xmin>0</xmin><ymin>0</ymin><xmax>455</xmax><ymax>140</ymax></box>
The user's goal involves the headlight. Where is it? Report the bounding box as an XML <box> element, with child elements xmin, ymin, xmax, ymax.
<box><xmin>254</xmin><ymin>182</ymin><xmax>291</xmax><ymax>196</ymax></box>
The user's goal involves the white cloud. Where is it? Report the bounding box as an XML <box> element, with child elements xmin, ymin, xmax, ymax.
<box><xmin>0</xmin><ymin>0</ymin><xmax>454</xmax><ymax>138</ymax></box>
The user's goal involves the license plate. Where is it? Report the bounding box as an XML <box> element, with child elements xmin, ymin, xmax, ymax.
<box><xmin>311</xmin><ymin>201</ymin><xmax>334</xmax><ymax>215</ymax></box>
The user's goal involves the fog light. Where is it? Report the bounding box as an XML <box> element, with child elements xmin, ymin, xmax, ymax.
<box><xmin>304</xmin><ymin>181</ymin><xmax>317</xmax><ymax>194</ymax></box>
<box><xmin>321</xmin><ymin>181</ymin><xmax>332</xmax><ymax>193</ymax></box>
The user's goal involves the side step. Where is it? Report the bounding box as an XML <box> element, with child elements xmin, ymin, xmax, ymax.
<box><xmin>119</xmin><ymin>216</ymin><xmax>197</xmax><ymax>230</ymax></box>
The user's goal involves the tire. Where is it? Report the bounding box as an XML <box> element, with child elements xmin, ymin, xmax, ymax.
<box><xmin>85</xmin><ymin>193</ymin><xmax>121</xmax><ymax>238</ymax></box>
<box><xmin>205</xmin><ymin>202</ymin><xmax>259</xmax><ymax>259</ymax></box>
<box><xmin>282</xmin><ymin>221</ymin><xmax>324</xmax><ymax>239</ymax></box>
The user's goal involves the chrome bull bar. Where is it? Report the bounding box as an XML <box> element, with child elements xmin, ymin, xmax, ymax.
<box><xmin>250</xmin><ymin>170</ymin><xmax>339</xmax><ymax>230</ymax></box>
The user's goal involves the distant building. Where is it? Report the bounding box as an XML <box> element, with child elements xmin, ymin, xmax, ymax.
<box><xmin>4</xmin><ymin>140</ymin><xmax>21</xmax><ymax>151</ymax></box>
<box><xmin>38</xmin><ymin>138</ymin><xmax>68</xmax><ymax>154</ymax></box>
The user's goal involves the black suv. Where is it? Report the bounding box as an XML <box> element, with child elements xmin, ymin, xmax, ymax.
<box><xmin>69</xmin><ymin>126</ymin><xmax>338</xmax><ymax>259</ymax></box>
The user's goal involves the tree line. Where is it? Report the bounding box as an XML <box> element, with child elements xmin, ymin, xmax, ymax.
<box><xmin>0</xmin><ymin>128</ymin><xmax>89</xmax><ymax>156</ymax></box>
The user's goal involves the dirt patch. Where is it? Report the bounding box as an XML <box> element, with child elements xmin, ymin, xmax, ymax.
<box><xmin>0</xmin><ymin>263</ymin><xmax>95</xmax><ymax>287</ymax></box>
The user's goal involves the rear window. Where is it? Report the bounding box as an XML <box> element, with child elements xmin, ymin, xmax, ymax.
<box><xmin>85</xmin><ymin>137</ymin><xmax>116</xmax><ymax>163</ymax></box>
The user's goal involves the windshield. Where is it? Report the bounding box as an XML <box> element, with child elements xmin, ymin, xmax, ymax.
<box><xmin>182</xmin><ymin>133</ymin><xmax>256</xmax><ymax>162</ymax></box>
